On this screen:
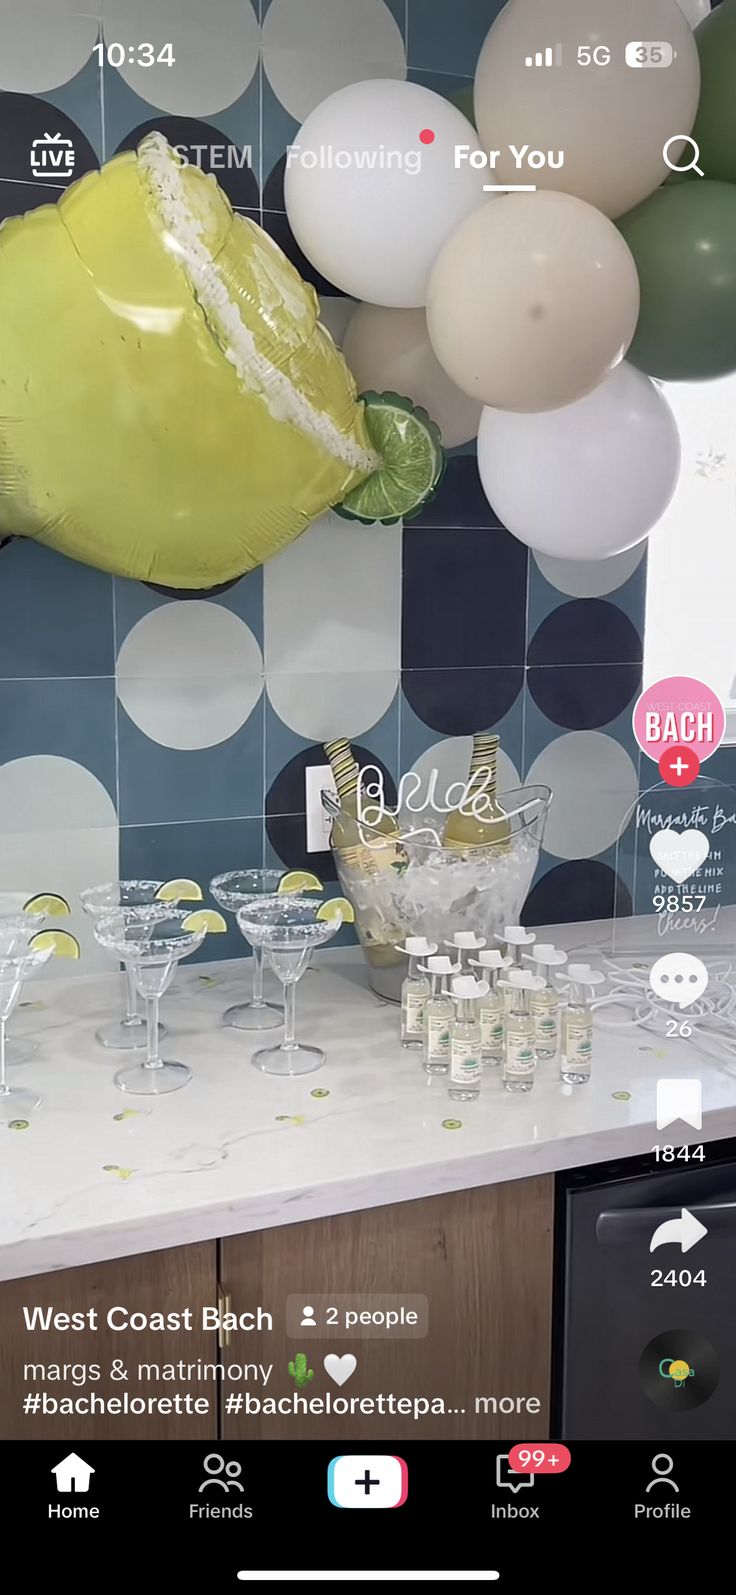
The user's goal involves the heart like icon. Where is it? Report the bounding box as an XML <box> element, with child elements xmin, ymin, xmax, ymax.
<box><xmin>324</xmin><ymin>1353</ymin><xmax>357</xmax><ymax>1387</ymax></box>
<box><xmin>649</xmin><ymin>828</ymin><xmax>710</xmax><ymax>886</ymax></box>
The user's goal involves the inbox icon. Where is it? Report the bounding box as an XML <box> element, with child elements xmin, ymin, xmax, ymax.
<box><xmin>327</xmin><ymin>1455</ymin><xmax>408</xmax><ymax>1510</ymax></box>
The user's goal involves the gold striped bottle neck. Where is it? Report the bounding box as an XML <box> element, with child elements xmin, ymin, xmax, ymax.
<box><xmin>469</xmin><ymin>734</ymin><xmax>499</xmax><ymax>788</ymax></box>
<box><xmin>324</xmin><ymin>738</ymin><xmax>359</xmax><ymax>802</ymax></box>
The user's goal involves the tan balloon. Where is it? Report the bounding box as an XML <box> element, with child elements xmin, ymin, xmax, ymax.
<box><xmin>426</xmin><ymin>192</ymin><xmax>640</xmax><ymax>414</ymax></box>
<box><xmin>475</xmin><ymin>0</ymin><xmax>700</xmax><ymax>219</ymax></box>
<box><xmin>343</xmin><ymin>304</ymin><xmax>483</xmax><ymax>448</ymax></box>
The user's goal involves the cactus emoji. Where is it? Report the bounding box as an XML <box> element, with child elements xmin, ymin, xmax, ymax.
<box><xmin>288</xmin><ymin>1352</ymin><xmax>314</xmax><ymax>1390</ymax></box>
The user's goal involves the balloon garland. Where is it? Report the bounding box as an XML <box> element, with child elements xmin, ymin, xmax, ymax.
<box><xmin>2</xmin><ymin>0</ymin><xmax>733</xmax><ymax>578</ymax></box>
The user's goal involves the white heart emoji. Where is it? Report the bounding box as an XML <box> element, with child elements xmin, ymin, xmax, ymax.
<box><xmin>324</xmin><ymin>1353</ymin><xmax>357</xmax><ymax>1387</ymax></box>
<box><xmin>649</xmin><ymin>828</ymin><xmax>710</xmax><ymax>886</ymax></box>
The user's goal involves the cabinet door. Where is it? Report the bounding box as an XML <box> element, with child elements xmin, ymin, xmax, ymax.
<box><xmin>0</xmin><ymin>1244</ymin><xmax>217</xmax><ymax>1440</ymax></box>
<box><xmin>220</xmin><ymin>1178</ymin><xmax>553</xmax><ymax>1440</ymax></box>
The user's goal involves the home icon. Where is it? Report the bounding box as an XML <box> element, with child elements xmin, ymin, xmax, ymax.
<box><xmin>51</xmin><ymin>1453</ymin><xmax>95</xmax><ymax>1494</ymax></box>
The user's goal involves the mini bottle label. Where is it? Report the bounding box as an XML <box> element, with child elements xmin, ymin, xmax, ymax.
<box><xmin>531</xmin><ymin>994</ymin><xmax>558</xmax><ymax>1047</ymax></box>
<box><xmin>480</xmin><ymin>1006</ymin><xmax>504</xmax><ymax>1054</ymax></box>
<box><xmin>404</xmin><ymin>992</ymin><xmax>426</xmax><ymax>1036</ymax></box>
<box><xmin>505</xmin><ymin>1031</ymin><xmax>536</xmax><ymax>1076</ymax></box>
<box><xmin>426</xmin><ymin>1014</ymin><xmax>451</xmax><ymax>1059</ymax></box>
<box><xmin>450</xmin><ymin>1040</ymin><xmax>481</xmax><ymax>1083</ymax></box>
<box><xmin>565</xmin><ymin>1017</ymin><xmax>592</xmax><ymax>1067</ymax></box>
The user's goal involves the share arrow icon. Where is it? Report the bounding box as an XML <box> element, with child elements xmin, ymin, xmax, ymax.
<box><xmin>649</xmin><ymin>1208</ymin><xmax>708</xmax><ymax>1254</ymax></box>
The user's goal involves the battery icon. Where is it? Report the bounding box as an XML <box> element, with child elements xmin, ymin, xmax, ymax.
<box><xmin>625</xmin><ymin>41</ymin><xmax>675</xmax><ymax>68</ymax></box>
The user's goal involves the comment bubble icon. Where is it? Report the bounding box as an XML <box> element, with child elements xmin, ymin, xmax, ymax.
<box><xmin>649</xmin><ymin>953</ymin><xmax>709</xmax><ymax>1009</ymax></box>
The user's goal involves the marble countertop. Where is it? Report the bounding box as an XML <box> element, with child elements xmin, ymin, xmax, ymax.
<box><xmin>3</xmin><ymin>928</ymin><xmax>736</xmax><ymax>1282</ymax></box>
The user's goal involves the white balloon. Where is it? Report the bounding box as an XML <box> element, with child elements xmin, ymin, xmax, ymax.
<box><xmin>284</xmin><ymin>79</ymin><xmax>486</xmax><ymax>307</ymax></box>
<box><xmin>477</xmin><ymin>364</ymin><xmax>681</xmax><ymax>560</ymax></box>
<box><xmin>343</xmin><ymin>304</ymin><xmax>482</xmax><ymax>447</ymax></box>
<box><xmin>676</xmin><ymin>0</ymin><xmax>710</xmax><ymax>23</ymax></box>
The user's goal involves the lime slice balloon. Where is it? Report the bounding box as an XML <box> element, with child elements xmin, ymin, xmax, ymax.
<box><xmin>335</xmin><ymin>392</ymin><xmax>446</xmax><ymax>525</ymax></box>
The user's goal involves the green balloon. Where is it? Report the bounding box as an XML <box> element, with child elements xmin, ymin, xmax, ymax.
<box><xmin>690</xmin><ymin>0</ymin><xmax>736</xmax><ymax>185</ymax></box>
<box><xmin>618</xmin><ymin>181</ymin><xmax>736</xmax><ymax>380</ymax></box>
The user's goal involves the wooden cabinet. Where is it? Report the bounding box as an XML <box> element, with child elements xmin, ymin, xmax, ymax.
<box><xmin>0</xmin><ymin>1174</ymin><xmax>554</xmax><ymax>1441</ymax></box>
<box><xmin>0</xmin><ymin>1243</ymin><xmax>217</xmax><ymax>1441</ymax></box>
<box><xmin>220</xmin><ymin>1176</ymin><xmax>554</xmax><ymax>1441</ymax></box>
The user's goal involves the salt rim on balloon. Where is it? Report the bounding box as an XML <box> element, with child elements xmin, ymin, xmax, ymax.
<box><xmin>136</xmin><ymin>132</ymin><xmax>379</xmax><ymax>476</ymax></box>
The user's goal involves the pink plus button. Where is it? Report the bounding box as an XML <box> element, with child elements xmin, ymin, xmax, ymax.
<box><xmin>633</xmin><ymin>676</ymin><xmax>725</xmax><ymax>765</ymax></box>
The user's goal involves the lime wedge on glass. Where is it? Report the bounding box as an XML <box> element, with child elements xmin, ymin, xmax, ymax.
<box><xmin>335</xmin><ymin>392</ymin><xmax>445</xmax><ymax>525</ymax></box>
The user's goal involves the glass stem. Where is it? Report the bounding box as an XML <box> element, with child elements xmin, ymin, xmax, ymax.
<box><xmin>0</xmin><ymin>1016</ymin><xmax>7</xmax><ymax>1095</ymax></box>
<box><xmin>123</xmin><ymin>964</ymin><xmax>139</xmax><ymax>1026</ymax></box>
<box><xmin>283</xmin><ymin>982</ymin><xmax>296</xmax><ymax>1050</ymax></box>
<box><xmin>145</xmin><ymin>994</ymin><xmax>162</xmax><ymax>1071</ymax></box>
<box><xmin>251</xmin><ymin>943</ymin><xmax>265</xmax><ymax>1007</ymax></box>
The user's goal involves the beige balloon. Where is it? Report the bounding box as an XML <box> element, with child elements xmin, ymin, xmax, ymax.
<box><xmin>343</xmin><ymin>304</ymin><xmax>483</xmax><ymax>448</ymax></box>
<box><xmin>475</xmin><ymin>0</ymin><xmax>700</xmax><ymax>219</ymax></box>
<box><xmin>426</xmin><ymin>192</ymin><xmax>640</xmax><ymax>414</ymax></box>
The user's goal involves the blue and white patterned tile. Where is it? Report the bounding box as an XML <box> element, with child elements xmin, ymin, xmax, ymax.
<box><xmin>405</xmin><ymin>0</ymin><xmax>502</xmax><ymax>75</ymax></box>
<box><xmin>403</xmin><ymin>525</ymin><xmax>528</xmax><ymax>670</ymax></box>
<box><xmin>523</xmin><ymin>680</ymin><xmax>642</xmax><ymax>772</ymax></box>
<box><xmin>0</xmin><ymin>543</ymin><xmax>114</xmax><ymax>680</ymax></box>
<box><xmin>261</xmin><ymin>0</ymin><xmax>406</xmax><ymax>124</ymax></box>
<box><xmin>0</xmin><ymin>678</ymin><xmax>117</xmax><ymax>801</ymax></box>
<box><xmin>0</xmin><ymin>5</ymin><xmax>100</xmax><ymax>96</ymax></box>
<box><xmin>528</xmin><ymin>545</ymin><xmax>648</xmax><ymax>636</ymax></box>
<box><xmin>100</xmin><ymin>1</ymin><xmax>260</xmax><ymax>120</ymax></box>
<box><xmin>398</xmin><ymin>687</ymin><xmax>523</xmax><ymax>792</ymax></box>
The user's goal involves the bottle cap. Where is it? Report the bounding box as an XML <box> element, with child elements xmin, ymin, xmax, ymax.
<box><xmin>471</xmin><ymin>950</ymin><xmax>513</xmax><ymax>971</ymax></box>
<box><xmin>452</xmin><ymin>975</ymin><xmax>490</xmax><ymax>999</ymax></box>
<box><xmin>399</xmin><ymin>936</ymin><xmax>438</xmax><ymax>957</ymax></box>
<box><xmin>526</xmin><ymin>945</ymin><xmax>568</xmax><ymax>969</ymax></box>
<box><xmin>498</xmin><ymin>926</ymin><xmax>536</xmax><ymax>947</ymax></box>
<box><xmin>425</xmin><ymin>955</ymin><xmax>461</xmax><ymax>975</ymax></box>
<box><xmin>448</xmin><ymin>931</ymin><xmax>487</xmax><ymax>950</ymax></box>
<box><xmin>565</xmin><ymin>963</ymin><xmax>605</xmax><ymax>987</ymax></box>
<box><xmin>501</xmin><ymin>968</ymin><xmax>545</xmax><ymax>992</ymax></box>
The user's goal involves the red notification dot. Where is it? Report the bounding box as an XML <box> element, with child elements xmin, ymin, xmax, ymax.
<box><xmin>658</xmin><ymin>744</ymin><xmax>700</xmax><ymax>788</ymax></box>
<box><xmin>419</xmin><ymin>128</ymin><xmax>435</xmax><ymax>144</ymax></box>
<box><xmin>509</xmin><ymin>1443</ymin><xmax>571</xmax><ymax>1475</ymax></box>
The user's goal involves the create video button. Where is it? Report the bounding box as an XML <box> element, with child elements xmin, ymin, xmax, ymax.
<box><xmin>327</xmin><ymin>1455</ymin><xmax>408</xmax><ymax>1510</ymax></box>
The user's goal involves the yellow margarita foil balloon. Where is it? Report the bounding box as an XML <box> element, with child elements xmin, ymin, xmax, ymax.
<box><xmin>0</xmin><ymin>135</ymin><xmax>385</xmax><ymax>588</ymax></box>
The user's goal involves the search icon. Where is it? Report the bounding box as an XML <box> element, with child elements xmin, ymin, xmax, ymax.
<box><xmin>663</xmin><ymin>135</ymin><xmax>704</xmax><ymax>177</ymax></box>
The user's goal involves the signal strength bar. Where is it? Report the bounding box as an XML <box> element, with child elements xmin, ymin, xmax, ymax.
<box><xmin>525</xmin><ymin>44</ymin><xmax>563</xmax><ymax>67</ymax></box>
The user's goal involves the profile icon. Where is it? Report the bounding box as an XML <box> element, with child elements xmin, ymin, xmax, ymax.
<box><xmin>646</xmin><ymin>1454</ymin><xmax>679</xmax><ymax>1494</ymax></box>
<box><xmin>300</xmin><ymin>1304</ymin><xmax>317</xmax><ymax>1328</ymax></box>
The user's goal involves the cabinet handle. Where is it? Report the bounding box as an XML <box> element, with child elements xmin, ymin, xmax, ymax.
<box><xmin>218</xmin><ymin>1288</ymin><xmax>232</xmax><ymax>1350</ymax></box>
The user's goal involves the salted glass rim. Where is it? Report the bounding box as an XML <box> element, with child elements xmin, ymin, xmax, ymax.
<box><xmin>0</xmin><ymin>944</ymin><xmax>54</xmax><ymax>976</ymax></box>
<box><xmin>94</xmin><ymin>904</ymin><xmax>205</xmax><ymax>960</ymax></box>
<box><xmin>210</xmin><ymin>869</ymin><xmax>286</xmax><ymax>906</ymax></box>
<box><xmin>236</xmin><ymin>894</ymin><xmax>342</xmax><ymax>948</ymax></box>
<box><xmin>80</xmin><ymin>879</ymin><xmax>175</xmax><ymax>913</ymax></box>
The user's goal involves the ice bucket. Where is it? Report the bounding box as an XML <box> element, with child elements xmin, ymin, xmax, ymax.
<box><xmin>322</xmin><ymin>784</ymin><xmax>552</xmax><ymax>1001</ymax></box>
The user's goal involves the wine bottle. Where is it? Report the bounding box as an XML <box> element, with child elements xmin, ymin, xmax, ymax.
<box><xmin>442</xmin><ymin>733</ymin><xmax>512</xmax><ymax>852</ymax></box>
<box><xmin>323</xmin><ymin>738</ymin><xmax>408</xmax><ymax>878</ymax></box>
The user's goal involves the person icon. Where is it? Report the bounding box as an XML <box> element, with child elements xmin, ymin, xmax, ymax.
<box><xmin>300</xmin><ymin>1304</ymin><xmax>317</xmax><ymax>1329</ymax></box>
<box><xmin>645</xmin><ymin>1453</ymin><xmax>679</xmax><ymax>1493</ymax></box>
<box><xmin>198</xmin><ymin>1454</ymin><xmax>244</xmax><ymax>1493</ymax></box>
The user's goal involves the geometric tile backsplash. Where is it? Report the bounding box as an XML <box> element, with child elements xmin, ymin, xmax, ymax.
<box><xmin>0</xmin><ymin>1</ymin><xmax>650</xmax><ymax>967</ymax></box>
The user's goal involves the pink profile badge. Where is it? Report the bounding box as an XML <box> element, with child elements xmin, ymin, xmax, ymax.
<box><xmin>633</xmin><ymin>676</ymin><xmax>725</xmax><ymax>767</ymax></box>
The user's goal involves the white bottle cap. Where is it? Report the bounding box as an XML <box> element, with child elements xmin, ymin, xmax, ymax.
<box><xmin>452</xmin><ymin>975</ymin><xmax>490</xmax><ymax>999</ymax></box>
<box><xmin>449</xmin><ymin>931</ymin><xmax>487</xmax><ymax>950</ymax></box>
<box><xmin>527</xmin><ymin>945</ymin><xmax>568</xmax><ymax>969</ymax></box>
<box><xmin>426</xmin><ymin>955</ymin><xmax>461</xmax><ymax>975</ymax></box>
<box><xmin>498</xmin><ymin>926</ymin><xmax>536</xmax><ymax>947</ymax></box>
<box><xmin>502</xmin><ymin>968</ymin><xmax>545</xmax><ymax>991</ymax></box>
<box><xmin>472</xmin><ymin>950</ymin><xmax>513</xmax><ymax>971</ymax></box>
<box><xmin>400</xmin><ymin>936</ymin><xmax>438</xmax><ymax>957</ymax></box>
<box><xmin>566</xmin><ymin>963</ymin><xmax>605</xmax><ymax>987</ymax></box>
